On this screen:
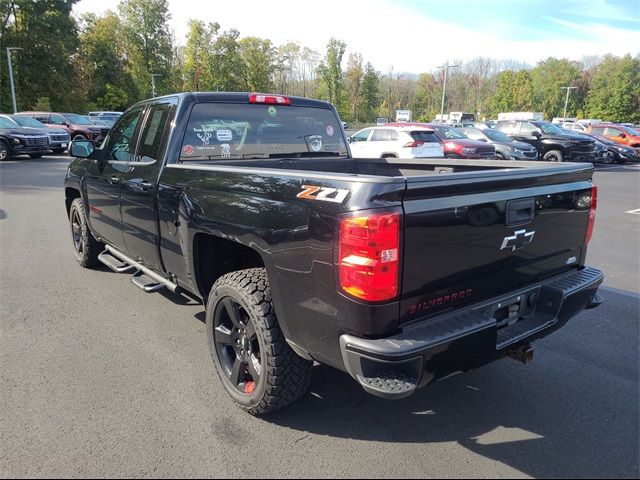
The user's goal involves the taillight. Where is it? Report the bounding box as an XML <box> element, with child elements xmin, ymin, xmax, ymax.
<box><xmin>339</xmin><ymin>212</ymin><xmax>400</xmax><ymax>302</ymax></box>
<box><xmin>585</xmin><ymin>185</ymin><xmax>597</xmax><ymax>244</ymax></box>
<box><xmin>403</xmin><ymin>141</ymin><xmax>424</xmax><ymax>148</ymax></box>
<box><xmin>248</xmin><ymin>93</ymin><xmax>291</xmax><ymax>105</ymax></box>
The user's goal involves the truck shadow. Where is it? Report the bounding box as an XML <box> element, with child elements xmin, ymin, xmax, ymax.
<box><xmin>263</xmin><ymin>287</ymin><xmax>639</xmax><ymax>478</ymax></box>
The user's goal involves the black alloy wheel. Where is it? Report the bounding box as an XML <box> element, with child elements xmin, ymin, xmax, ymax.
<box><xmin>213</xmin><ymin>297</ymin><xmax>262</xmax><ymax>395</ymax></box>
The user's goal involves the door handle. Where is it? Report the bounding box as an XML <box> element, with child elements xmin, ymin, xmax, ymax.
<box><xmin>139</xmin><ymin>180</ymin><xmax>153</xmax><ymax>191</ymax></box>
<box><xmin>108</xmin><ymin>176</ymin><xmax>119</xmax><ymax>185</ymax></box>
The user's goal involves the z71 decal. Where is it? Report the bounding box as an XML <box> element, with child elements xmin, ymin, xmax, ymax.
<box><xmin>297</xmin><ymin>185</ymin><xmax>350</xmax><ymax>204</ymax></box>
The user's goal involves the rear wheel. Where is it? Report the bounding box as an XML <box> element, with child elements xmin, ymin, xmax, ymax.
<box><xmin>69</xmin><ymin>198</ymin><xmax>103</xmax><ymax>268</ymax></box>
<box><xmin>0</xmin><ymin>140</ymin><xmax>10</xmax><ymax>161</ymax></box>
<box><xmin>543</xmin><ymin>150</ymin><xmax>564</xmax><ymax>162</ymax></box>
<box><xmin>495</xmin><ymin>152</ymin><xmax>506</xmax><ymax>160</ymax></box>
<box><xmin>206</xmin><ymin>268</ymin><xmax>313</xmax><ymax>416</ymax></box>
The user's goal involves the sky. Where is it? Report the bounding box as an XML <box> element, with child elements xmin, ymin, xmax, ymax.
<box><xmin>73</xmin><ymin>0</ymin><xmax>640</xmax><ymax>73</ymax></box>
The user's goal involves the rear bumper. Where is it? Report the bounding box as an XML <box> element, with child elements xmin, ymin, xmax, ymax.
<box><xmin>340</xmin><ymin>266</ymin><xmax>604</xmax><ymax>399</ymax></box>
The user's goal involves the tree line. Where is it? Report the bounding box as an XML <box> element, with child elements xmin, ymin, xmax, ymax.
<box><xmin>1</xmin><ymin>0</ymin><xmax>639</xmax><ymax>123</ymax></box>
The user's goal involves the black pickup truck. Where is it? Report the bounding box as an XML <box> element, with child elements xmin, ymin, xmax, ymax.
<box><xmin>65</xmin><ymin>92</ymin><xmax>603</xmax><ymax>415</ymax></box>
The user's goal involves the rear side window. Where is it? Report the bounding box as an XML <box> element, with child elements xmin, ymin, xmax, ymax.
<box><xmin>410</xmin><ymin>131</ymin><xmax>440</xmax><ymax>142</ymax></box>
<box><xmin>590</xmin><ymin>127</ymin><xmax>605</xmax><ymax>135</ymax></box>
<box><xmin>137</xmin><ymin>102</ymin><xmax>176</xmax><ymax>162</ymax></box>
<box><xmin>371</xmin><ymin>129</ymin><xmax>398</xmax><ymax>141</ymax></box>
<box><xmin>604</xmin><ymin>127</ymin><xmax>622</xmax><ymax>137</ymax></box>
<box><xmin>519</xmin><ymin>123</ymin><xmax>540</xmax><ymax>135</ymax></box>
<box><xmin>180</xmin><ymin>103</ymin><xmax>347</xmax><ymax>160</ymax></box>
<box><xmin>497</xmin><ymin>122</ymin><xmax>517</xmax><ymax>134</ymax></box>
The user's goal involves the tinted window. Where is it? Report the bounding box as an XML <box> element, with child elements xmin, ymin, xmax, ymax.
<box><xmin>410</xmin><ymin>131</ymin><xmax>440</xmax><ymax>143</ymax></box>
<box><xmin>0</xmin><ymin>116</ymin><xmax>18</xmax><ymax>128</ymax></box>
<box><xmin>461</xmin><ymin>128</ymin><xmax>484</xmax><ymax>140</ymax></box>
<box><xmin>180</xmin><ymin>103</ymin><xmax>347</xmax><ymax>160</ymax></box>
<box><xmin>137</xmin><ymin>103</ymin><xmax>176</xmax><ymax>162</ymax></box>
<box><xmin>371</xmin><ymin>129</ymin><xmax>397</xmax><ymax>141</ymax></box>
<box><xmin>351</xmin><ymin>129</ymin><xmax>371</xmax><ymax>142</ymax></box>
<box><xmin>433</xmin><ymin>126</ymin><xmax>466</xmax><ymax>139</ymax></box>
<box><xmin>590</xmin><ymin>127</ymin><xmax>606</xmax><ymax>135</ymax></box>
<box><xmin>49</xmin><ymin>114</ymin><xmax>66</xmax><ymax>125</ymax></box>
<box><xmin>519</xmin><ymin>123</ymin><xmax>540</xmax><ymax>135</ymax></box>
<box><xmin>604</xmin><ymin>127</ymin><xmax>623</xmax><ymax>137</ymax></box>
<box><xmin>497</xmin><ymin>122</ymin><xmax>518</xmax><ymax>134</ymax></box>
<box><xmin>103</xmin><ymin>108</ymin><xmax>143</xmax><ymax>161</ymax></box>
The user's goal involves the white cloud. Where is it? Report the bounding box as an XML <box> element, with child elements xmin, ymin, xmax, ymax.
<box><xmin>73</xmin><ymin>0</ymin><xmax>640</xmax><ymax>73</ymax></box>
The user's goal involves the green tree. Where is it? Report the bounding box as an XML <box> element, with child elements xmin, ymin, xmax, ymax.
<box><xmin>182</xmin><ymin>20</ymin><xmax>219</xmax><ymax>91</ymax></box>
<box><xmin>239</xmin><ymin>37</ymin><xmax>275</xmax><ymax>92</ymax></box>
<box><xmin>530</xmin><ymin>58</ymin><xmax>585</xmax><ymax>119</ymax></box>
<box><xmin>209</xmin><ymin>29</ymin><xmax>244</xmax><ymax>91</ymax></box>
<box><xmin>317</xmin><ymin>38</ymin><xmax>346</xmax><ymax>111</ymax></box>
<box><xmin>586</xmin><ymin>54</ymin><xmax>640</xmax><ymax>123</ymax></box>
<box><xmin>78</xmin><ymin>11</ymin><xmax>138</xmax><ymax>110</ymax></box>
<box><xmin>345</xmin><ymin>53</ymin><xmax>364</xmax><ymax>122</ymax></box>
<box><xmin>119</xmin><ymin>0</ymin><xmax>175</xmax><ymax>98</ymax></box>
<box><xmin>359</xmin><ymin>62</ymin><xmax>379</xmax><ymax>122</ymax></box>
<box><xmin>512</xmin><ymin>70</ymin><xmax>534</xmax><ymax>110</ymax></box>
<box><xmin>0</xmin><ymin>0</ymin><xmax>82</xmax><ymax>112</ymax></box>
<box><xmin>491</xmin><ymin>70</ymin><xmax>516</xmax><ymax>116</ymax></box>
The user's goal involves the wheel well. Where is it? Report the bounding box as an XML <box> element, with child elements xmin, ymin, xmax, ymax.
<box><xmin>381</xmin><ymin>153</ymin><xmax>397</xmax><ymax>158</ymax></box>
<box><xmin>65</xmin><ymin>187</ymin><xmax>81</xmax><ymax>217</ymax></box>
<box><xmin>193</xmin><ymin>233</ymin><xmax>265</xmax><ymax>299</ymax></box>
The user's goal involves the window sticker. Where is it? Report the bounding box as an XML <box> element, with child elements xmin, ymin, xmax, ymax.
<box><xmin>196</xmin><ymin>131</ymin><xmax>212</xmax><ymax>145</ymax></box>
<box><xmin>221</xmin><ymin>144</ymin><xmax>231</xmax><ymax>157</ymax></box>
<box><xmin>267</xmin><ymin>106</ymin><xmax>277</xmax><ymax>117</ymax></box>
<box><xmin>326</xmin><ymin>125</ymin><xmax>334</xmax><ymax>136</ymax></box>
<box><xmin>216</xmin><ymin>129</ymin><xmax>233</xmax><ymax>142</ymax></box>
<box><xmin>183</xmin><ymin>145</ymin><xmax>194</xmax><ymax>155</ymax></box>
<box><xmin>309</xmin><ymin>135</ymin><xmax>323</xmax><ymax>152</ymax></box>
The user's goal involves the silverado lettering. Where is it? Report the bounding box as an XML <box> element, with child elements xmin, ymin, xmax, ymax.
<box><xmin>408</xmin><ymin>289</ymin><xmax>474</xmax><ymax>315</ymax></box>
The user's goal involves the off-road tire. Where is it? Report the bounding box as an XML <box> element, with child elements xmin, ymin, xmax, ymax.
<box><xmin>206</xmin><ymin>268</ymin><xmax>313</xmax><ymax>416</ymax></box>
<box><xmin>69</xmin><ymin>198</ymin><xmax>103</xmax><ymax>268</ymax></box>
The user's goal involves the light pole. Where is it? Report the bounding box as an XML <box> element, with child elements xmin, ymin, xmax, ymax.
<box><xmin>561</xmin><ymin>86</ymin><xmax>578</xmax><ymax>121</ymax></box>
<box><xmin>151</xmin><ymin>73</ymin><xmax>162</xmax><ymax>97</ymax></box>
<box><xmin>437</xmin><ymin>61</ymin><xmax>460</xmax><ymax>121</ymax></box>
<box><xmin>6</xmin><ymin>47</ymin><xmax>23</xmax><ymax>113</ymax></box>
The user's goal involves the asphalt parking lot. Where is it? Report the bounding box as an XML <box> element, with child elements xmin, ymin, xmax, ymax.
<box><xmin>1</xmin><ymin>156</ymin><xmax>638</xmax><ymax>478</ymax></box>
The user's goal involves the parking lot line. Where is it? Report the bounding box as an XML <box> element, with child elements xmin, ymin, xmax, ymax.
<box><xmin>625</xmin><ymin>208</ymin><xmax>640</xmax><ymax>215</ymax></box>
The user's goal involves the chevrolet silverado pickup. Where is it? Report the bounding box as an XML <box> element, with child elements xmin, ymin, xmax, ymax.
<box><xmin>64</xmin><ymin>92</ymin><xmax>603</xmax><ymax>415</ymax></box>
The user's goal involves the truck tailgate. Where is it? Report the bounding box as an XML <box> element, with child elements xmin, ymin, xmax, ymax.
<box><xmin>400</xmin><ymin>164</ymin><xmax>595</xmax><ymax>323</ymax></box>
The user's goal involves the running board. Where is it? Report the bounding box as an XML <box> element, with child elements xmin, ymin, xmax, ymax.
<box><xmin>98</xmin><ymin>251</ymin><xmax>136</xmax><ymax>273</ymax></box>
<box><xmin>103</xmin><ymin>245</ymin><xmax>178</xmax><ymax>293</ymax></box>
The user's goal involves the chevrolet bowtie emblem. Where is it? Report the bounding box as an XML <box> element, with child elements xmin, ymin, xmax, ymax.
<box><xmin>501</xmin><ymin>229</ymin><xmax>535</xmax><ymax>251</ymax></box>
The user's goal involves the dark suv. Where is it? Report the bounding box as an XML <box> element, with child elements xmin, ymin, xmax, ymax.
<box><xmin>20</xmin><ymin>112</ymin><xmax>109</xmax><ymax>144</ymax></box>
<box><xmin>496</xmin><ymin>120</ymin><xmax>596</xmax><ymax>162</ymax></box>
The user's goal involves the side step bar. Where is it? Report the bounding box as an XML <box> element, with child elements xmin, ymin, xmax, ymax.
<box><xmin>99</xmin><ymin>245</ymin><xmax>178</xmax><ymax>294</ymax></box>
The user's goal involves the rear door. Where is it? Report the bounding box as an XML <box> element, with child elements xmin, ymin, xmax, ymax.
<box><xmin>120</xmin><ymin>98</ymin><xmax>177</xmax><ymax>270</ymax></box>
<box><xmin>399</xmin><ymin>167</ymin><xmax>595</xmax><ymax>323</ymax></box>
<box><xmin>370</xmin><ymin>128</ymin><xmax>398</xmax><ymax>157</ymax></box>
<box><xmin>410</xmin><ymin>130</ymin><xmax>444</xmax><ymax>157</ymax></box>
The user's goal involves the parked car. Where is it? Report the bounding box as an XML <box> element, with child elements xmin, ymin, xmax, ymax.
<box><xmin>9</xmin><ymin>114</ymin><xmax>71</xmax><ymax>154</ymax></box>
<box><xmin>460</xmin><ymin>127</ymin><xmax>538</xmax><ymax>160</ymax></box>
<box><xmin>586</xmin><ymin>123</ymin><xmax>640</xmax><ymax>149</ymax></box>
<box><xmin>419</xmin><ymin>123</ymin><xmax>495</xmax><ymax>159</ymax></box>
<box><xmin>588</xmin><ymin>134</ymin><xmax>639</xmax><ymax>163</ymax></box>
<box><xmin>341</xmin><ymin>121</ymin><xmax>349</xmax><ymax>130</ymax></box>
<box><xmin>496</xmin><ymin>120</ymin><xmax>596</xmax><ymax>162</ymax></box>
<box><xmin>0</xmin><ymin>115</ymin><xmax>50</xmax><ymax>160</ymax></box>
<box><xmin>474</xmin><ymin>121</ymin><xmax>496</xmax><ymax>129</ymax></box>
<box><xmin>84</xmin><ymin>115</ymin><xmax>111</xmax><ymax>127</ymax></box>
<box><xmin>88</xmin><ymin>111</ymin><xmax>123</xmax><ymax>127</ymax></box>
<box><xmin>19</xmin><ymin>112</ymin><xmax>109</xmax><ymax>144</ymax></box>
<box><xmin>64</xmin><ymin>91</ymin><xmax>603</xmax><ymax>415</ymax></box>
<box><xmin>376</xmin><ymin>117</ymin><xmax>389</xmax><ymax>126</ymax></box>
<box><xmin>349</xmin><ymin>125</ymin><xmax>444</xmax><ymax>159</ymax></box>
<box><xmin>562</xmin><ymin>122</ymin><xmax>588</xmax><ymax>132</ymax></box>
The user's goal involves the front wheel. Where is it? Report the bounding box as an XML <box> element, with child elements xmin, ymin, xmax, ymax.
<box><xmin>543</xmin><ymin>150</ymin><xmax>564</xmax><ymax>162</ymax></box>
<box><xmin>602</xmin><ymin>150</ymin><xmax>616</xmax><ymax>164</ymax></box>
<box><xmin>72</xmin><ymin>134</ymin><xmax>87</xmax><ymax>142</ymax></box>
<box><xmin>206</xmin><ymin>268</ymin><xmax>313</xmax><ymax>416</ymax></box>
<box><xmin>0</xmin><ymin>140</ymin><xmax>11</xmax><ymax>161</ymax></box>
<box><xmin>69</xmin><ymin>198</ymin><xmax>103</xmax><ymax>268</ymax></box>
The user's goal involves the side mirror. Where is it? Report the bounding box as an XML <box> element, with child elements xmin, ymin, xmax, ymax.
<box><xmin>70</xmin><ymin>140</ymin><xmax>95</xmax><ymax>158</ymax></box>
<box><xmin>532</xmin><ymin>131</ymin><xmax>542</xmax><ymax>139</ymax></box>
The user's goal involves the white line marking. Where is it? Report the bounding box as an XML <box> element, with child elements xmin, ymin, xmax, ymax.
<box><xmin>626</xmin><ymin>209</ymin><xmax>640</xmax><ymax>215</ymax></box>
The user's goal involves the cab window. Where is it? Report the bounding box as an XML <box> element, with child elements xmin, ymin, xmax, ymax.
<box><xmin>103</xmin><ymin>108</ymin><xmax>143</xmax><ymax>162</ymax></box>
<box><xmin>137</xmin><ymin>103</ymin><xmax>176</xmax><ymax>163</ymax></box>
<box><xmin>351</xmin><ymin>129</ymin><xmax>371</xmax><ymax>142</ymax></box>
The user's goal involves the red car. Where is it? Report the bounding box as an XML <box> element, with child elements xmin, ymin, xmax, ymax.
<box><xmin>387</xmin><ymin>123</ymin><xmax>495</xmax><ymax>159</ymax></box>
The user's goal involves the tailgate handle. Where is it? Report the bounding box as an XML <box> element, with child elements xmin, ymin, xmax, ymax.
<box><xmin>506</xmin><ymin>198</ymin><xmax>535</xmax><ymax>226</ymax></box>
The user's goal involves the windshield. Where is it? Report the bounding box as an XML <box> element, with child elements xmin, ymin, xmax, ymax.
<box><xmin>539</xmin><ymin>123</ymin><xmax>564</xmax><ymax>135</ymax></box>
<box><xmin>0</xmin><ymin>116</ymin><xmax>19</xmax><ymax>128</ymax></box>
<box><xmin>482</xmin><ymin>129</ymin><xmax>513</xmax><ymax>142</ymax></box>
<box><xmin>63</xmin><ymin>113</ymin><xmax>93</xmax><ymax>125</ymax></box>
<box><xmin>434</xmin><ymin>126</ymin><xmax>466</xmax><ymax>139</ymax></box>
<box><xmin>12</xmin><ymin>115</ymin><xmax>44</xmax><ymax>128</ymax></box>
<box><xmin>621</xmin><ymin>126</ymin><xmax>639</xmax><ymax>136</ymax></box>
<box><xmin>180</xmin><ymin>103</ymin><xmax>348</xmax><ymax>160</ymax></box>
